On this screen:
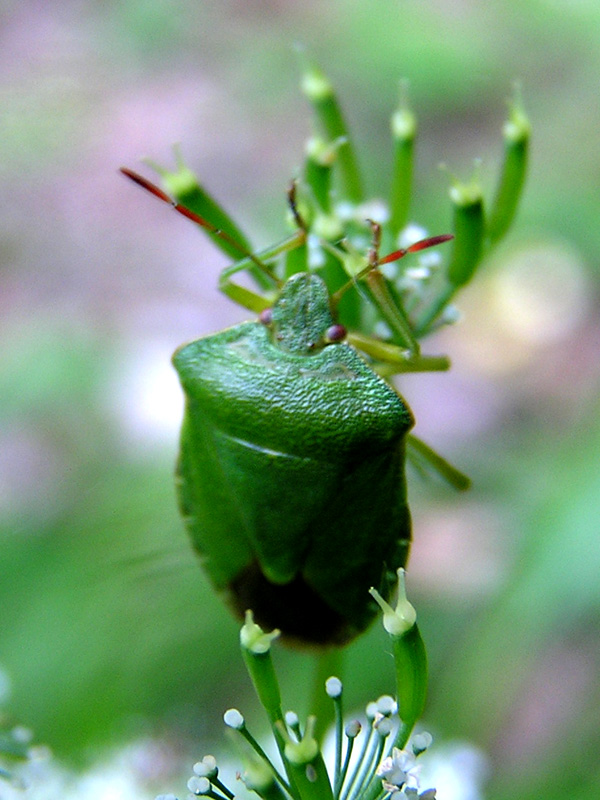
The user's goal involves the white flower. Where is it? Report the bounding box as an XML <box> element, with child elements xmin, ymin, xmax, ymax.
<box><xmin>307</xmin><ymin>233</ymin><xmax>327</xmax><ymax>268</ymax></box>
<box><xmin>377</xmin><ymin>747</ymin><xmax>420</xmax><ymax>792</ymax></box>
<box><xmin>397</xmin><ymin>223</ymin><xmax>428</xmax><ymax>250</ymax></box>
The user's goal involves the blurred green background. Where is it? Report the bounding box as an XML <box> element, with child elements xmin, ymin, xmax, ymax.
<box><xmin>1</xmin><ymin>1</ymin><xmax>599</xmax><ymax>798</ymax></box>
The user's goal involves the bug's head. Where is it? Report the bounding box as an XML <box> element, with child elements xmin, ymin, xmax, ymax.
<box><xmin>261</xmin><ymin>273</ymin><xmax>346</xmax><ymax>355</ymax></box>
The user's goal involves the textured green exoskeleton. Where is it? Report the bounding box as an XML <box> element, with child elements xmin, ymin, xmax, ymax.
<box><xmin>173</xmin><ymin>274</ymin><xmax>413</xmax><ymax>645</ymax></box>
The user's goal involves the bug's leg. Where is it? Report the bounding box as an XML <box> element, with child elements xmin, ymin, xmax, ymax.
<box><xmin>217</xmin><ymin>231</ymin><xmax>307</xmax><ymax>312</ymax></box>
<box><xmin>332</xmin><ymin>228</ymin><xmax>454</xmax><ymax>355</ymax></box>
<box><xmin>406</xmin><ymin>434</ymin><xmax>470</xmax><ymax>491</ymax></box>
<box><xmin>346</xmin><ymin>332</ymin><xmax>450</xmax><ymax>374</ymax></box>
<box><xmin>346</xmin><ymin>222</ymin><xmax>454</xmax><ymax>372</ymax></box>
<box><xmin>281</xmin><ymin>181</ymin><xmax>311</xmax><ymax>278</ymax></box>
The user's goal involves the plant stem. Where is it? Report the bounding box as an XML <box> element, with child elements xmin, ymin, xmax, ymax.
<box><xmin>310</xmin><ymin>649</ymin><xmax>344</xmax><ymax>741</ymax></box>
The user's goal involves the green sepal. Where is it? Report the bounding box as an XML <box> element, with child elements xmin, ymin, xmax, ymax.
<box><xmin>446</xmin><ymin>177</ymin><xmax>485</xmax><ymax>288</ymax></box>
<box><xmin>365</xmin><ymin>270</ymin><xmax>420</xmax><ymax>355</ymax></box>
<box><xmin>286</xmin><ymin>755</ymin><xmax>334</xmax><ymax>800</ymax></box>
<box><xmin>370</xmin><ymin>570</ymin><xmax>427</xmax><ymax>737</ymax></box>
<box><xmin>304</xmin><ymin>136</ymin><xmax>334</xmax><ymax>212</ymax></box>
<box><xmin>487</xmin><ymin>89</ymin><xmax>530</xmax><ymax>245</ymax></box>
<box><xmin>278</xmin><ymin>717</ymin><xmax>334</xmax><ymax>800</ymax></box>
<box><xmin>242</xmin><ymin>755</ymin><xmax>288</xmax><ymax>800</ymax></box>
<box><xmin>391</xmin><ymin>622</ymin><xmax>428</xmax><ymax>734</ymax></box>
<box><xmin>406</xmin><ymin>434</ymin><xmax>471</xmax><ymax>491</ymax></box>
<box><xmin>240</xmin><ymin>612</ymin><xmax>284</xmax><ymax>726</ymax></box>
<box><xmin>300</xmin><ymin>59</ymin><xmax>363</xmax><ymax>202</ymax></box>
<box><xmin>284</xmin><ymin>236</ymin><xmax>309</xmax><ymax>278</ymax></box>
<box><xmin>389</xmin><ymin>84</ymin><xmax>417</xmax><ymax>238</ymax></box>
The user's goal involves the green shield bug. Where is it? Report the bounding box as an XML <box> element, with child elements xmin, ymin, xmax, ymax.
<box><xmin>120</xmin><ymin>167</ymin><xmax>462</xmax><ymax>646</ymax></box>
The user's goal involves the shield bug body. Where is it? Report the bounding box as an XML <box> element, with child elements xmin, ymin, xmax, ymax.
<box><xmin>120</xmin><ymin>167</ymin><xmax>460</xmax><ymax>647</ymax></box>
<box><xmin>173</xmin><ymin>272</ymin><xmax>413</xmax><ymax>645</ymax></box>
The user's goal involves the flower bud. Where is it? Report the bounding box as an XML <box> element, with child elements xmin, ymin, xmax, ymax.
<box><xmin>446</xmin><ymin>174</ymin><xmax>484</xmax><ymax>288</ymax></box>
<box><xmin>389</xmin><ymin>82</ymin><xmax>417</xmax><ymax>237</ymax></box>
<box><xmin>299</xmin><ymin>57</ymin><xmax>362</xmax><ymax>201</ymax></box>
<box><xmin>487</xmin><ymin>87</ymin><xmax>530</xmax><ymax>245</ymax></box>
<box><xmin>276</xmin><ymin>716</ymin><xmax>334</xmax><ymax>800</ymax></box>
<box><xmin>223</xmin><ymin>708</ymin><xmax>245</xmax><ymax>730</ymax></box>
<box><xmin>370</xmin><ymin>570</ymin><xmax>427</xmax><ymax>735</ymax></box>
<box><xmin>240</xmin><ymin>612</ymin><xmax>283</xmax><ymax>725</ymax></box>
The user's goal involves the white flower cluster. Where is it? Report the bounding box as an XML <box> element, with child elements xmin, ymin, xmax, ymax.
<box><xmin>377</xmin><ymin>740</ymin><xmax>436</xmax><ymax>800</ymax></box>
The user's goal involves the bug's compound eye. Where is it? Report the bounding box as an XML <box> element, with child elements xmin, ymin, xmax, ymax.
<box><xmin>259</xmin><ymin>308</ymin><xmax>273</xmax><ymax>326</ymax></box>
<box><xmin>325</xmin><ymin>323</ymin><xmax>347</xmax><ymax>344</ymax></box>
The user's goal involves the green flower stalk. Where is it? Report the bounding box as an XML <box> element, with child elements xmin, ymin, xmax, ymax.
<box><xmin>370</xmin><ymin>569</ymin><xmax>427</xmax><ymax>745</ymax></box>
<box><xmin>487</xmin><ymin>86</ymin><xmax>530</xmax><ymax>245</ymax></box>
<box><xmin>278</xmin><ymin>716</ymin><xmax>334</xmax><ymax>800</ymax></box>
<box><xmin>304</xmin><ymin>136</ymin><xmax>337</xmax><ymax>213</ymax></box>
<box><xmin>389</xmin><ymin>82</ymin><xmax>417</xmax><ymax>240</ymax></box>
<box><xmin>240</xmin><ymin>611</ymin><xmax>283</xmax><ymax>726</ymax></box>
<box><xmin>300</xmin><ymin>58</ymin><xmax>363</xmax><ymax>202</ymax></box>
<box><xmin>446</xmin><ymin>175</ymin><xmax>485</xmax><ymax>289</ymax></box>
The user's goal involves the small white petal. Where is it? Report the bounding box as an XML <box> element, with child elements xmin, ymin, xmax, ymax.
<box><xmin>373</xmin><ymin>320</ymin><xmax>393</xmax><ymax>339</ymax></box>
<box><xmin>193</xmin><ymin>756</ymin><xmax>216</xmax><ymax>777</ymax></box>
<box><xmin>381</xmin><ymin>262</ymin><xmax>398</xmax><ymax>280</ymax></box>
<box><xmin>335</xmin><ymin>201</ymin><xmax>356</xmax><ymax>221</ymax></box>
<box><xmin>441</xmin><ymin>305</ymin><xmax>462</xmax><ymax>324</ymax></box>
<box><xmin>375</xmin><ymin>717</ymin><xmax>393</xmax><ymax>737</ymax></box>
<box><xmin>187</xmin><ymin>775</ymin><xmax>210</xmax><ymax>794</ymax></box>
<box><xmin>412</xmin><ymin>732</ymin><xmax>433</xmax><ymax>754</ymax></box>
<box><xmin>285</xmin><ymin>710</ymin><xmax>300</xmax><ymax>728</ymax></box>
<box><xmin>11</xmin><ymin>725</ymin><xmax>33</xmax><ymax>743</ymax></box>
<box><xmin>345</xmin><ymin>720</ymin><xmax>361</xmax><ymax>738</ymax></box>
<box><xmin>376</xmin><ymin>695</ymin><xmax>397</xmax><ymax>716</ymax></box>
<box><xmin>418</xmin><ymin>251</ymin><xmax>441</xmax><ymax>269</ymax></box>
<box><xmin>223</xmin><ymin>708</ymin><xmax>244</xmax><ymax>729</ymax></box>
<box><xmin>404</xmin><ymin>266</ymin><xmax>430</xmax><ymax>281</ymax></box>
<box><xmin>398</xmin><ymin>224</ymin><xmax>428</xmax><ymax>249</ymax></box>
<box><xmin>357</xmin><ymin>199</ymin><xmax>390</xmax><ymax>224</ymax></box>
<box><xmin>378</xmin><ymin>756</ymin><xmax>393</xmax><ymax>775</ymax></box>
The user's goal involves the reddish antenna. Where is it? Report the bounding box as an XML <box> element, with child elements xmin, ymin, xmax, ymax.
<box><xmin>378</xmin><ymin>234</ymin><xmax>454</xmax><ymax>266</ymax></box>
<box><xmin>119</xmin><ymin>167</ymin><xmax>274</xmax><ymax>280</ymax></box>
